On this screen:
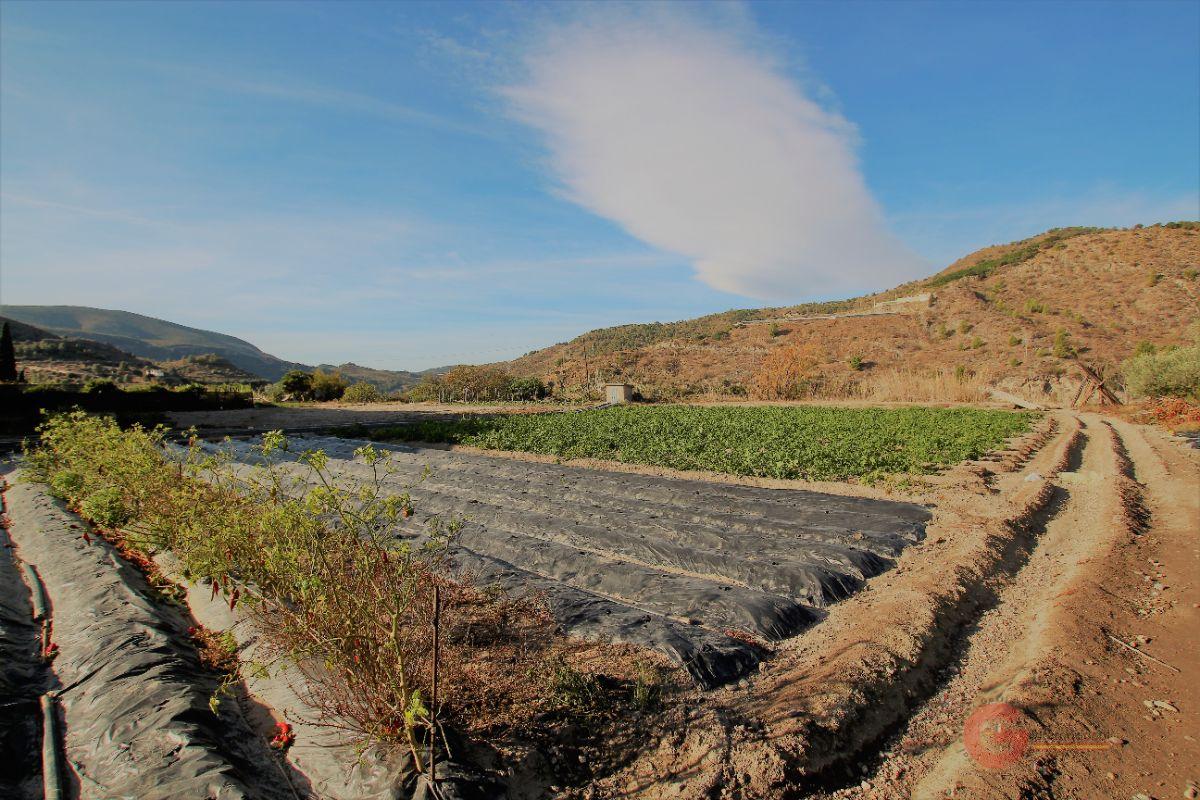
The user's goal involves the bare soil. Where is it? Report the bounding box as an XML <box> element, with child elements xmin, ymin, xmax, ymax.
<box><xmin>582</xmin><ymin>412</ymin><xmax>1199</xmax><ymax>798</ymax></box>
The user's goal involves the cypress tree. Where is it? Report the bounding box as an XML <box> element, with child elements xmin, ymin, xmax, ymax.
<box><xmin>0</xmin><ymin>322</ymin><xmax>17</xmax><ymax>382</ymax></box>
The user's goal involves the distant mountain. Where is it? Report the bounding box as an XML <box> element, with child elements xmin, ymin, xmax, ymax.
<box><xmin>0</xmin><ymin>305</ymin><xmax>306</xmax><ymax>381</ymax></box>
<box><xmin>0</xmin><ymin>305</ymin><xmax>435</xmax><ymax>390</ymax></box>
<box><xmin>317</xmin><ymin>362</ymin><xmax>447</xmax><ymax>394</ymax></box>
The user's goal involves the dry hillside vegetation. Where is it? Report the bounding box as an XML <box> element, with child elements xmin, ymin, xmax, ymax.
<box><xmin>501</xmin><ymin>224</ymin><xmax>1200</xmax><ymax>404</ymax></box>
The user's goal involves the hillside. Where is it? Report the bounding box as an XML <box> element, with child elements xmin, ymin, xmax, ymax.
<box><xmin>0</xmin><ymin>306</ymin><xmax>429</xmax><ymax>390</ymax></box>
<box><xmin>0</xmin><ymin>305</ymin><xmax>307</xmax><ymax>381</ymax></box>
<box><xmin>316</xmin><ymin>362</ymin><xmax>443</xmax><ymax>394</ymax></box>
<box><xmin>157</xmin><ymin>354</ymin><xmax>265</xmax><ymax>385</ymax></box>
<box><xmin>499</xmin><ymin>223</ymin><xmax>1200</xmax><ymax>404</ymax></box>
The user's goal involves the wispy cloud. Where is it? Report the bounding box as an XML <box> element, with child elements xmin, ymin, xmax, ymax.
<box><xmin>502</xmin><ymin>6</ymin><xmax>927</xmax><ymax>300</ymax></box>
<box><xmin>127</xmin><ymin>58</ymin><xmax>489</xmax><ymax>138</ymax></box>
<box><xmin>0</xmin><ymin>192</ymin><xmax>165</xmax><ymax>227</ymax></box>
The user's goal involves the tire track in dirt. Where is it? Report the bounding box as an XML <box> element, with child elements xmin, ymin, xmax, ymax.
<box><xmin>583</xmin><ymin>414</ymin><xmax>1077</xmax><ymax>798</ymax></box>
<box><xmin>810</xmin><ymin>416</ymin><xmax>1117</xmax><ymax>798</ymax></box>
<box><xmin>808</xmin><ymin>414</ymin><xmax>1199</xmax><ymax>800</ymax></box>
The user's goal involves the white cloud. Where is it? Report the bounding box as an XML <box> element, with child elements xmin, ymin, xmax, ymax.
<box><xmin>503</xmin><ymin>8</ymin><xmax>927</xmax><ymax>300</ymax></box>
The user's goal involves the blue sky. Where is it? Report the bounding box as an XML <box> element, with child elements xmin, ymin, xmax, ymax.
<box><xmin>1</xmin><ymin>0</ymin><xmax>1197</xmax><ymax>369</ymax></box>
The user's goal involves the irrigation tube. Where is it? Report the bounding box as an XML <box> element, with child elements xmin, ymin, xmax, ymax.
<box><xmin>20</xmin><ymin>561</ymin><xmax>64</xmax><ymax>800</ymax></box>
<box><xmin>41</xmin><ymin>692</ymin><xmax>64</xmax><ymax>800</ymax></box>
<box><xmin>23</xmin><ymin>562</ymin><xmax>49</xmax><ymax>620</ymax></box>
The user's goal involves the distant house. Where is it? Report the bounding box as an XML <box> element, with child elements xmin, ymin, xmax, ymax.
<box><xmin>605</xmin><ymin>383</ymin><xmax>634</xmax><ymax>404</ymax></box>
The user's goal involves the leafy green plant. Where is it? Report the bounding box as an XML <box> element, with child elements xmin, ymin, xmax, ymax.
<box><xmin>80</xmin><ymin>486</ymin><xmax>134</xmax><ymax>528</ymax></box>
<box><xmin>279</xmin><ymin>370</ymin><xmax>313</xmax><ymax>398</ymax></box>
<box><xmin>1122</xmin><ymin>332</ymin><xmax>1200</xmax><ymax>400</ymax></box>
<box><xmin>848</xmin><ymin>355</ymin><xmax>864</xmax><ymax>371</ymax></box>
<box><xmin>310</xmin><ymin>368</ymin><xmax>348</xmax><ymax>401</ymax></box>
<box><xmin>371</xmin><ymin>405</ymin><xmax>1033</xmax><ymax>482</ymax></box>
<box><xmin>342</xmin><ymin>381</ymin><xmax>385</xmax><ymax>403</ymax></box>
<box><xmin>48</xmin><ymin>469</ymin><xmax>85</xmax><ymax>503</ymax></box>
<box><xmin>24</xmin><ymin>412</ymin><xmax>569</xmax><ymax>766</ymax></box>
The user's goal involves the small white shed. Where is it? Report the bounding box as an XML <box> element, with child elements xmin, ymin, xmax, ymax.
<box><xmin>605</xmin><ymin>383</ymin><xmax>634</xmax><ymax>404</ymax></box>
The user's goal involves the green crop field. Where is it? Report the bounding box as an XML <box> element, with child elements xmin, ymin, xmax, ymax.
<box><xmin>370</xmin><ymin>405</ymin><xmax>1035</xmax><ymax>482</ymax></box>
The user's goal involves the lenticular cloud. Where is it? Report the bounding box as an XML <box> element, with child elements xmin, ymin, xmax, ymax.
<box><xmin>504</xmin><ymin>12</ymin><xmax>925</xmax><ymax>299</ymax></box>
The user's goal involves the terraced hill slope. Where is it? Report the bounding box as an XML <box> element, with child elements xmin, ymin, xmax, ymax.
<box><xmin>499</xmin><ymin>224</ymin><xmax>1200</xmax><ymax>403</ymax></box>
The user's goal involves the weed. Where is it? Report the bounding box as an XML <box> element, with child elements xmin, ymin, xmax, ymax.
<box><xmin>1053</xmin><ymin>329</ymin><xmax>1076</xmax><ymax>359</ymax></box>
<box><xmin>546</xmin><ymin>657</ymin><xmax>604</xmax><ymax>711</ymax></box>
<box><xmin>632</xmin><ymin>663</ymin><xmax>664</xmax><ymax>711</ymax></box>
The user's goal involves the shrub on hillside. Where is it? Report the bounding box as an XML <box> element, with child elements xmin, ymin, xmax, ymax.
<box><xmin>1053</xmin><ymin>329</ymin><xmax>1075</xmax><ymax>359</ymax></box>
<box><xmin>1122</xmin><ymin>343</ymin><xmax>1200</xmax><ymax>400</ymax></box>
<box><xmin>341</xmin><ymin>381</ymin><xmax>384</xmax><ymax>404</ymax></box>
<box><xmin>751</xmin><ymin>345</ymin><xmax>818</xmax><ymax>400</ymax></box>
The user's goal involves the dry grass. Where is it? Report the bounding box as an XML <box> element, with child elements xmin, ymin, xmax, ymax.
<box><xmin>860</xmin><ymin>368</ymin><xmax>992</xmax><ymax>403</ymax></box>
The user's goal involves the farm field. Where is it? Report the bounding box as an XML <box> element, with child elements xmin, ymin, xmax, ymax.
<box><xmin>3</xmin><ymin>404</ymin><xmax>1199</xmax><ymax>800</ymax></box>
<box><xmin>370</xmin><ymin>405</ymin><xmax>1035</xmax><ymax>481</ymax></box>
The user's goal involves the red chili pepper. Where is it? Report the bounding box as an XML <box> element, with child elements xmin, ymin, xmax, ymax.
<box><xmin>269</xmin><ymin>721</ymin><xmax>295</xmax><ymax>749</ymax></box>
